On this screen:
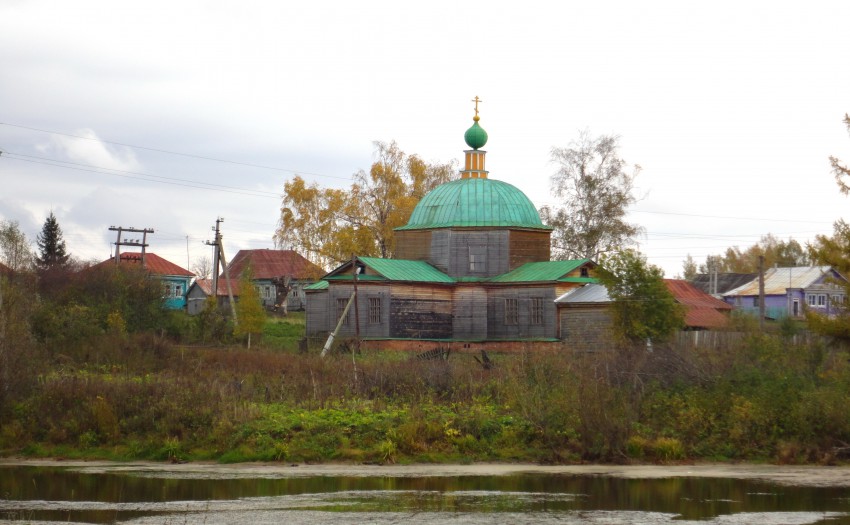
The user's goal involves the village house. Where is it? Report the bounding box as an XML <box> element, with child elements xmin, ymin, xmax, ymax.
<box><xmin>187</xmin><ymin>249</ymin><xmax>323</xmax><ymax>315</ymax></box>
<box><xmin>91</xmin><ymin>252</ymin><xmax>195</xmax><ymax>310</ymax></box>
<box><xmin>720</xmin><ymin>266</ymin><xmax>847</xmax><ymax>319</ymax></box>
<box><xmin>305</xmin><ymin>110</ymin><xmax>597</xmax><ymax>352</ymax></box>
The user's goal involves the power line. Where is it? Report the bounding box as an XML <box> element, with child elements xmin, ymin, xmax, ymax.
<box><xmin>0</xmin><ymin>121</ymin><xmax>352</xmax><ymax>182</ymax></box>
<box><xmin>1</xmin><ymin>152</ymin><xmax>280</xmax><ymax>199</ymax></box>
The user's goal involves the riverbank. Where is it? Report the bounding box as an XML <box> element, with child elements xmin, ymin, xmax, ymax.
<box><xmin>3</xmin><ymin>459</ymin><xmax>850</xmax><ymax>488</ymax></box>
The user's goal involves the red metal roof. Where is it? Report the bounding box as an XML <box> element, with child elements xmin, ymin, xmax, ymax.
<box><xmin>665</xmin><ymin>279</ymin><xmax>731</xmax><ymax>329</ymax></box>
<box><xmin>224</xmin><ymin>249</ymin><xmax>324</xmax><ymax>280</ymax></box>
<box><xmin>92</xmin><ymin>252</ymin><xmax>194</xmax><ymax>277</ymax></box>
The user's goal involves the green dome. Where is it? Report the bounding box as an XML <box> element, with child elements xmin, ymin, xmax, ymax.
<box><xmin>396</xmin><ymin>178</ymin><xmax>550</xmax><ymax>231</ymax></box>
<box><xmin>464</xmin><ymin>121</ymin><xmax>488</xmax><ymax>150</ymax></box>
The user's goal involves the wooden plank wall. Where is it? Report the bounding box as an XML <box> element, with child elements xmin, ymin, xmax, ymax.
<box><xmin>394</xmin><ymin>230</ymin><xmax>432</xmax><ymax>261</ymax></box>
<box><xmin>305</xmin><ymin>290</ymin><xmax>329</xmax><ymax>335</ymax></box>
<box><xmin>452</xmin><ymin>286</ymin><xmax>488</xmax><ymax>339</ymax></box>
<box><xmin>486</xmin><ymin>285</ymin><xmax>557</xmax><ymax>339</ymax></box>
<box><xmin>559</xmin><ymin>307</ymin><xmax>616</xmax><ymax>351</ymax></box>
<box><xmin>447</xmin><ymin>230</ymin><xmax>509</xmax><ymax>278</ymax></box>
<box><xmin>509</xmin><ymin>230</ymin><xmax>551</xmax><ymax>270</ymax></box>
<box><xmin>389</xmin><ymin>284</ymin><xmax>453</xmax><ymax>339</ymax></box>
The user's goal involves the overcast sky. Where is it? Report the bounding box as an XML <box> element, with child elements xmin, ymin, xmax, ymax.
<box><xmin>2</xmin><ymin>1</ymin><xmax>850</xmax><ymax>277</ymax></box>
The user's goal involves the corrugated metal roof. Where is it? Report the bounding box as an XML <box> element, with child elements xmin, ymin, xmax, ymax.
<box><xmin>665</xmin><ymin>279</ymin><xmax>733</xmax><ymax>310</ymax></box>
<box><xmin>723</xmin><ymin>266</ymin><xmax>842</xmax><ymax>296</ymax></box>
<box><xmin>691</xmin><ymin>273</ymin><xmax>758</xmax><ymax>295</ymax></box>
<box><xmin>490</xmin><ymin>260</ymin><xmax>591</xmax><ymax>283</ymax></box>
<box><xmin>665</xmin><ymin>279</ymin><xmax>732</xmax><ymax>329</ymax></box>
<box><xmin>555</xmin><ymin>283</ymin><xmax>611</xmax><ymax>303</ymax></box>
<box><xmin>683</xmin><ymin>307</ymin><xmax>729</xmax><ymax>329</ymax></box>
<box><xmin>225</xmin><ymin>249</ymin><xmax>324</xmax><ymax>281</ymax></box>
<box><xmin>92</xmin><ymin>252</ymin><xmax>194</xmax><ymax>277</ymax></box>
<box><xmin>358</xmin><ymin>257</ymin><xmax>455</xmax><ymax>283</ymax></box>
<box><xmin>396</xmin><ymin>178</ymin><xmax>551</xmax><ymax>231</ymax></box>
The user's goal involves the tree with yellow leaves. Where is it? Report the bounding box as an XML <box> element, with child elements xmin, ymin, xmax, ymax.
<box><xmin>275</xmin><ymin>141</ymin><xmax>454</xmax><ymax>269</ymax></box>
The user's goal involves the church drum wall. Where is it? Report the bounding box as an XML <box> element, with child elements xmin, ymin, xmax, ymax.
<box><xmin>394</xmin><ymin>230</ymin><xmax>432</xmax><ymax>262</ymax></box>
<box><xmin>508</xmin><ymin>230</ymin><xmax>551</xmax><ymax>270</ymax></box>
<box><xmin>447</xmin><ymin>230</ymin><xmax>509</xmax><ymax>278</ymax></box>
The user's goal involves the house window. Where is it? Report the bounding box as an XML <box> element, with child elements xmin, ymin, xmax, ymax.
<box><xmin>530</xmin><ymin>297</ymin><xmax>544</xmax><ymax>325</ymax></box>
<box><xmin>336</xmin><ymin>298</ymin><xmax>350</xmax><ymax>326</ymax></box>
<box><xmin>505</xmin><ymin>298</ymin><xmax>518</xmax><ymax>325</ymax></box>
<box><xmin>174</xmin><ymin>284</ymin><xmax>183</xmax><ymax>297</ymax></box>
<box><xmin>807</xmin><ymin>294</ymin><xmax>817</xmax><ymax>306</ymax></box>
<box><xmin>264</xmin><ymin>286</ymin><xmax>272</xmax><ymax>299</ymax></box>
<box><xmin>818</xmin><ymin>294</ymin><xmax>827</xmax><ymax>307</ymax></box>
<box><xmin>369</xmin><ymin>297</ymin><xmax>382</xmax><ymax>324</ymax></box>
<box><xmin>735</xmin><ymin>297</ymin><xmax>741</xmax><ymax>306</ymax></box>
<box><xmin>164</xmin><ymin>284</ymin><xmax>172</xmax><ymax>297</ymax></box>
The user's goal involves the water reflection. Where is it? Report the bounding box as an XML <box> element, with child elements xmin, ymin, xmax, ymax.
<box><xmin>1</xmin><ymin>465</ymin><xmax>848</xmax><ymax>524</ymax></box>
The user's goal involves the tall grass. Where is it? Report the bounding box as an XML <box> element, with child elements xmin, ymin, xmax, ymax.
<box><xmin>2</xmin><ymin>314</ymin><xmax>850</xmax><ymax>464</ymax></box>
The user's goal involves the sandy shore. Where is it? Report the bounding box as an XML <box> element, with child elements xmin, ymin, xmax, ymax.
<box><xmin>3</xmin><ymin>459</ymin><xmax>850</xmax><ymax>488</ymax></box>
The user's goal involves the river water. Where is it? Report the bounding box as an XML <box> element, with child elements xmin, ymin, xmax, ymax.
<box><xmin>1</xmin><ymin>463</ymin><xmax>849</xmax><ymax>524</ymax></box>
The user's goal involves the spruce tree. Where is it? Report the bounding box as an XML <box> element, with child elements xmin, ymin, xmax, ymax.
<box><xmin>36</xmin><ymin>212</ymin><xmax>70</xmax><ymax>270</ymax></box>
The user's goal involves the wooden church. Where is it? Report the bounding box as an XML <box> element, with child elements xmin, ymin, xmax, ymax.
<box><xmin>305</xmin><ymin>103</ymin><xmax>597</xmax><ymax>351</ymax></box>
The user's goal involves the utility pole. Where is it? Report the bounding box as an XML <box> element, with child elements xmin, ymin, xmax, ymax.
<box><xmin>204</xmin><ymin>217</ymin><xmax>237</xmax><ymax>323</ymax></box>
<box><xmin>205</xmin><ymin>218</ymin><xmax>223</xmax><ymax>295</ymax></box>
<box><xmin>758</xmin><ymin>255</ymin><xmax>765</xmax><ymax>330</ymax></box>
<box><xmin>352</xmin><ymin>255</ymin><xmax>361</xmax><ymax>354</ymax></box>
<box><xmin>109</xmin><ymin>226</ymin><xmax>154</xmax><ymax>266</ymax></box>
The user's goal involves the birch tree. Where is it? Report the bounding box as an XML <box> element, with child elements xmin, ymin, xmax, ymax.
<box><xmin>541</xmin><ymin>131</ymin><xmax>642</xmax><ymax>261</ymax></box>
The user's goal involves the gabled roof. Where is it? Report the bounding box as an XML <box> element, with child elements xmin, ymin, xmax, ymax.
<box><xmin>189</xmin><ymin>278</ymin><xmax>241</xmax><ymax>296</ymax></box>
<box><xmin>723</xmin><ymin>266</ymin><xmax>845</xmax><ymax>297</ymax></box>
<box><xmin>225</xmin><ymin>249</ymin><xmax>324</xmax><ymax>281</ymax></box>
<box><xmin>555</xmin><ymin>283</ymin><xmax>611</xmax><ymax>304</ymax></box>
<box><xmin>489</xmin><ymin>260</ymin><xmax>594</xmax><ymax>283</ymax></box>
<box><xmin>326</xmin><ymin>257</ymin><xmax>455</xmax><ymax>284</ymax></box>
<box><xmin>92</xmin><ymin>252</ymin><xmax>194</xmax><ymax>277</ymax></box>
<box><xmin>665</xmin><ymin>279</ymin><xmax>732</xmax><ymax>329</ymax></box>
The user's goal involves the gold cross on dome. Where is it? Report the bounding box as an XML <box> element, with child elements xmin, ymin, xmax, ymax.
<box><xmin>471</xmin><ymin>96</ymin><xmax>482</xmax><ymax>117</ymax></box>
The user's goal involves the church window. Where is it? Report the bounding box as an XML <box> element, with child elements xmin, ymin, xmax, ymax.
<box><xmin>530</xmin><ymin>297</ymin><xmax>544</xmax><ymax>325</ymax></box>
<box><xmin>369</xmin><ymin>297</ymin><xmax>382</xmax><ymax>324</ymax></box>
<box><xmin>469</xmin><ymin>245</ymin><xmax>486</xmax><ymax>272</ymax></box>
<box><xmin>336</xmin><ymin>298</ymin><xmax>350</xmax><ymax>326</ymax></box>
<box><xmin>505</xmin><ymin>298</ymin><xmax>518</xmax><ymax>325</ymax></box>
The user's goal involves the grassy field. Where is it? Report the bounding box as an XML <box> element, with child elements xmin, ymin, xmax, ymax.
<box><xmin>2</xmin><ymin>310</ymin><xmax>850</xmax><ymax>465</ymax></box>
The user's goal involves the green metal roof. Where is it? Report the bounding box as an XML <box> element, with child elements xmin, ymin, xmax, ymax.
<box><xmin>489</xmin><ymin>260</ymin><xmax>591</xmax><ymax>283</ymax></box>
<box><xmin>304</xmin><ymin>280</ymin><xmax>328</xmax><ymax>291</ymax></box>
<box><xmin>356</xmin><ymin>257</ymin><xmax>455</xmax><ymax>283</ymax></box>
<box><xmin>396</xmin><ymin>178</ymin><xmax>550</xmax><ymax>231</ymax></box>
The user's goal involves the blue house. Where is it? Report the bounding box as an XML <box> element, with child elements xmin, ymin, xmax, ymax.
<box><xmin>95</xmin><ymin>252</ymin><xmax>195</xmax><ymax>310</ymax></box>
<box><xmin>722</xmin><ymin>265</ymin><xmax>847</xmax><ymax>319</ymax></box>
